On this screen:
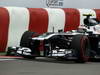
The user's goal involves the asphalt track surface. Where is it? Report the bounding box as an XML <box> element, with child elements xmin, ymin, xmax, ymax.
<box><xmin>0</xmin><ymin>56</ymin><xmax>100</xmax><ymax>75</ymax></box>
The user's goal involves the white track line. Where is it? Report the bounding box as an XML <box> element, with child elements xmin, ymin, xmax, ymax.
<box><xmin>0</xmin><ymin>59</ymin><xmax>16</xmax><ymax>61</ymax></box>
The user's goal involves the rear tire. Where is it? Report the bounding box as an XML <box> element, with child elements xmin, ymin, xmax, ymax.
<box><xmin>71</xmin><ymin>35</ymin><xmax>90</xmax><ymax>63</ymax></box>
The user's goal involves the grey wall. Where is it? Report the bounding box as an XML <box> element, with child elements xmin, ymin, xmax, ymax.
<box><xmin>0</xmin><ymin>0</ymin><xmax>99</xmax><ymax>9</ymax></box>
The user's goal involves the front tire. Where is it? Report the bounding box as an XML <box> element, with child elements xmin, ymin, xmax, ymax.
<box><xmin>20</xmin><ymin>31</ymin><xmax>38</xmax><ymax>47</ymax></box>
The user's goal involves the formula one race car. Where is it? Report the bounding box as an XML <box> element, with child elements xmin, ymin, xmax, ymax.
<box><xmin>6</xmin><ymin>14</ymin><xmax>100</xmax><ymax>63</ymax></box>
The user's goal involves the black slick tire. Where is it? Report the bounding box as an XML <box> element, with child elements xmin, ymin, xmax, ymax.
<box><xmin>20</xmin><ymin>31</ymin><xmax>38</xmax><ymax>47</ymax></box>
<box><xmin>71</xmin><ymin>35</ymin><xmax>90</xmax><ymax>63</ymax></box>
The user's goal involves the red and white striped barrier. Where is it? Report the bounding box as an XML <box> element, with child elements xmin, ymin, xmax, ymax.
<box><xmin>0</xmin><ymin>7</ymin><xmax>100</xmax><ymax>52</ymax></box>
